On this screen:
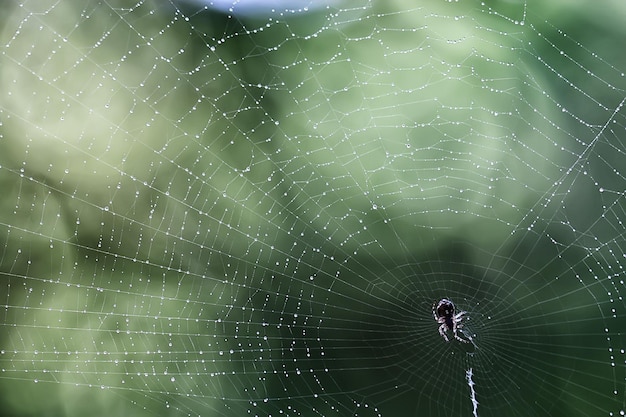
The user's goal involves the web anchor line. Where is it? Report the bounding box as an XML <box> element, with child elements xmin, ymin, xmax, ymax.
<box><xmin>554</xmin><ymin>95</ymin><xmax>626</xmax><ymax>189</ymax></box>
<box><xmin>504</xmin><ymin>94</ymin><xmax>626</xmax><ymax>269</ymax></box>
<box><xmin>466</xmin><ymin>367</ymin><xmax>479</xmax><ymax>417</ymax></box>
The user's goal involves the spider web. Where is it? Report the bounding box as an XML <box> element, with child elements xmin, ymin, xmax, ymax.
<box><xmin>0</xmin><ymin>0</ymin><xmax>625</xmax><ymax>416</ymax></box>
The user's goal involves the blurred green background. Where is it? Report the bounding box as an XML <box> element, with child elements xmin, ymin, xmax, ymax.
<box><xmin>1</xmin><ymin>0</ymin><xmax>625</xmax><ymax>416</ymax></box>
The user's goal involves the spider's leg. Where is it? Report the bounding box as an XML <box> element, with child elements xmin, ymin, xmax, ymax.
<box><xmin>454</xmin><ymin>332</ymin><xmax>470</xmax><ymax>343</ymax></box>
<box><xmin>439</xmin><ymin>324</ymin><xmax>449</xmax><ymax>342</ymax></box>
<box><xmin>453</xmin><ymin>325</ymin><xmax>469</xmax><ymax>343</ymax></box>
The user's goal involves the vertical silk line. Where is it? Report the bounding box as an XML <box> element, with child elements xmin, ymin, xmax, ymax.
<box><xmin>466</xmin><ymin>367</ymin><xmax>479</xmax><ymax>417</ymax></box>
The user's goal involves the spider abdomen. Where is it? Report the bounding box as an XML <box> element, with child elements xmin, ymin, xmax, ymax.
<box><xmin>433</xmin><ymin>298</ymin><xmax>469</xmax><ymax>343</ymax></box>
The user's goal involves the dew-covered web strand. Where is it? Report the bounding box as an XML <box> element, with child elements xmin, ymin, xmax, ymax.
<box><xmin>465</xmin><ymin>100</ymin><xmax>626</xmax><ymax>413</ymax></box>
<box><xmin>1</xmin><ymin>2</ymin><xmax>401</xmax><ymax>319</ymax></box>
<box><xmin>3</xmin><ymin>1</ymin><xmax>536</xmax><ymax>338</ymax></box>
<box><xmin>1</xmin><ymin>5</ymin><xmax>415</xmax><ymax>409</ymax></box>
<box><xmin>471</xmin><ymin>10</ymin><xmax>626</xmax><ymax>317</ymax></box>
<box><xmin>131</xmin><ymin>6</ymin><xmax>418</xmax><ymax>309</ymax></box>
<box><xmin>402</xmin><ymin>6</ymin><xmax>626</xmax><ymax>414</ymax></box>
<box><xmin>2</xmin><ymin>1</ymin><xmax>626</xmax><ymax>417</ymax></box>
<box><xmin>484</xmin><ymin>95</ymin><xmax>626</xmax><ymax>322</ymax></box>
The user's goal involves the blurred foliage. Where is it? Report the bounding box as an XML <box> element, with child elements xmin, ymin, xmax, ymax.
<box><xmin>1</xmin><ymin>0</ymin><xmax>625</xmax><ymax>416</ymax></box>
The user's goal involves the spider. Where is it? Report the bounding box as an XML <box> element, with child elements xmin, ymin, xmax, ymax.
<box><xmin>433</xmin><ymin>298</ymin><xmax>468</xmax><ymax>343</ymax></box>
